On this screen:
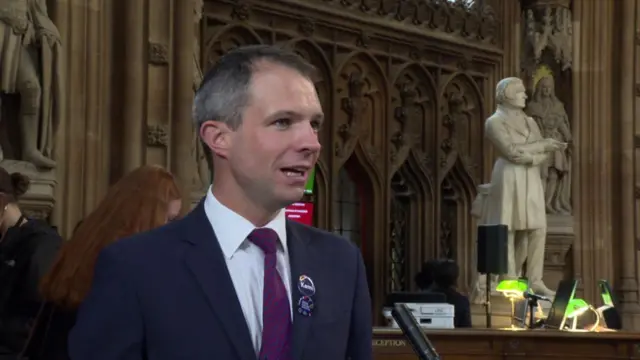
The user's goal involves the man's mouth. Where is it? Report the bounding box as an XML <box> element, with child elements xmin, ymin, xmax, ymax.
<box><xmin>280</xmin><ymin>167</ymin><xmax>308</xmax><ymax>177</ymax></box>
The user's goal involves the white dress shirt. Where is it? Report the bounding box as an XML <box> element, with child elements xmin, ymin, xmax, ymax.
<box><xmin>203</xmin><ymin>188</ymin><xmax>292</xmax><ymax>354</ymax></box>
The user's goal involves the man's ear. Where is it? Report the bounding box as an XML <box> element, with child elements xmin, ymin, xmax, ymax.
<box><xmin>200</xmin><ymin>120</ymin><xmax>232</xmax><ymax>159</ymax></box>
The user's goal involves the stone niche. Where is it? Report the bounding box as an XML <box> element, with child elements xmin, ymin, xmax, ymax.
<box><xmin>544</xmin><ymin>214</ymin><xmax>573</xmax><ymax>291</ymax></box>
<box><xmin>0</xmin><ymin>159</ymin><xmax>56</xmax><ymax>220</ymax></box>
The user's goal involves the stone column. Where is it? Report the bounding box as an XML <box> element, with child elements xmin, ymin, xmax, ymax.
<box><xmin>171</xmin><ymin>0</ymin><xmax>196</xmax><ymax>209</ymax></box>
<box><xmin>619</xmin><ymin>0</ymin><xmax>640</xmax><ymax>329</ymax></box>
<box><xmin>120</xmin><ymin>0</ymin><xmax>146</xmax><ymax>173</ymax></box>
<box><xmin>572</xmin><ymin>0</ymin><xmax>615</xmax><ymax>301</ymax></box>
<box><xmin>520</xmin><ymin>0</ymin><xmax>574</xmax><ymax>291</ymax></box>
<box><xmin>49</xmin><ymin>0</ymin><xmax>110</xmax><ymax>237</ymax></box>
<box><xmin>502</xmin><ymin>0</ymin><xmax>521</xmax><ymax>77</ymax></box>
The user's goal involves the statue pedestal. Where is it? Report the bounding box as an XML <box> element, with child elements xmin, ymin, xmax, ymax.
<box><xmin>544</xmin><ymin>213</ymin><xmax>574</xmax><ymax>291</ymax></box>
<box><xmin>0</xmin><ymin>160</ymin><xmax>56</xmax><ymax>220</ymax></box>
<box><xmin>469</xmin><ymin>214</ymin><xmax>573</xmax><ymax>306</ymax></box>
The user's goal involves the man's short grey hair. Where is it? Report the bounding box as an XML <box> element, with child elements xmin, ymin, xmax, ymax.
<box><xmin>192</xmin><ymin>45</ymin><xmax>317</xmax><ymax>130</ymax></box>
<box><xmin>495</xmin><ymin>77</ymin><xmax>522</xmax><ymax>105</ymax></box>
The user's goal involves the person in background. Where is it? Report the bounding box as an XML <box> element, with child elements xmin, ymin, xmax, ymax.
<box><xmin>21</xmin><ymin>165</ymin><xmax>182</xmax><ymax>360</ymax></box>
<box><xmin>0</xmin><ymin>169</ymin><xmax>62</xmax><ymax>359</ymax></box>
<box><xmin>430</xmin><ymin>259</ymin><xmax>472</xmax><ymax>328</ymax></box>
<box><xmin>414</xmin><ymin>259</ymin><xmax>442</xmax><ymax>290</ymax></box>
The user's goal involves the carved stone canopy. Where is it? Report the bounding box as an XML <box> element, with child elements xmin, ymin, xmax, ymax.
<box><xmin>521</xmin><ymin>0</ymin><xmax>573</xmax><ymax>73</ymax></box>
<box><xmin>521</xmin><ymin>0</ymin><xmax>571</xmax><ymax>9</ymax></box>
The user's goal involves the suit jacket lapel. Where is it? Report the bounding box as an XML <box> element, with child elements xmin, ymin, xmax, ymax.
<box><xmin>287</xmin><ymin>221</ymin><xmax>315</xmax><ymax>359</ymax></box>
<box><xmin>182</xmin><ymin>201</ymin><xmax>256</xmax><ymax>360</ymax></box>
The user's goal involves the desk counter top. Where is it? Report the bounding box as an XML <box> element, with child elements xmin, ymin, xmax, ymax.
<box><xmin>372</xmin><ymin>327</ymin><xmax>640</xmax><ymax>359</ymax></box>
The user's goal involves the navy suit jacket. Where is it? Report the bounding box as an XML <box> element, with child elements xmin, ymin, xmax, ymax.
<box><xmin>68</xmin><ymin>202</ymin><xmax>373</xmax><ymax>360</ymax></box>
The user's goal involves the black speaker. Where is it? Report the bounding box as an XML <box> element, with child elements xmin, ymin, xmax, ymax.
<box><xmin>476</xmin><ymin>224</ymin><xmax>508</xmax><ymax>274</ymax></box>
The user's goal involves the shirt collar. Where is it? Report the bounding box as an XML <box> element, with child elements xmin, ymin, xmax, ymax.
<box><xmin>203</xmin><ymin>187</ymin><xmax>288</xmax><ymax>259</ymax></box>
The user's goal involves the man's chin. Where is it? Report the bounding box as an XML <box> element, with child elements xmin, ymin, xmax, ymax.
<box><xmin>276</xmin><ymin>189</ymin><xmax>305</xmax><ymax>207</ymax></box>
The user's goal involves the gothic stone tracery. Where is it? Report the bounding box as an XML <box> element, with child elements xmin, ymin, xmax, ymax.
<box><xmin>202</xmin><ymin>0</ymin><xmax>501</xmax><ymax>320</ymax></box>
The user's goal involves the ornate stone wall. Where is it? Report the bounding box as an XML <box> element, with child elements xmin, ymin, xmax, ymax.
<box><xmin>197</xmin><ymin>0</ymin><xmax>503</xmax><ymax>318</ymax></box>
<box><xmin>38</xmin><ymin>0</ymin><xmax>198</xmax><ymax>236</ymax></box>
<box><xmin>30</xmin><ymin>0</ymin><xmax>640</xmax><ymax>330</ymax></box>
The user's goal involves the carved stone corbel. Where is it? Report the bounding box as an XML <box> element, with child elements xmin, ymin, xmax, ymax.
<box><xmin>521</xmin><ymin>0</ymin><xmax>573</xmax><ymax>74</ymax></box>
<box><xmin>146</xmin><ymin>124</ymin><xmax>169</xmax><ymax>147</ymax></box>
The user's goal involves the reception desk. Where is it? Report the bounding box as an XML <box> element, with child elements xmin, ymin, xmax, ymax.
<box><xmin>373</xmin><ymin>327</ymin><xmax>640</xmax><ymax>359</ymax></box>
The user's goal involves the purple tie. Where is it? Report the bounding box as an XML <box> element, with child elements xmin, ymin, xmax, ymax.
<box><xmin>248</xmin><ymin>228</ymin><xmax>292</xmax><ymax>360</ymax></box>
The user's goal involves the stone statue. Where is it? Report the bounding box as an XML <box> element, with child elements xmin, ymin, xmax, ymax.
<box><xmin>476</xmin><ymin>77</ymin><xmax>566</xmax><ymax>297</ymax></box>
<box><xmin>0</xmin><ymin>0</ymin><xmax>64</xmax><ymax>169</ymax></box>
<box><xmin>190</xmin><ymin>0</ymin><xmax>210</xmax><ymax>191</ymax></box>
<box><xmin>525</xmin><ymin>75</ymin><xmax>572</xmax><ymax>214</ymax></box>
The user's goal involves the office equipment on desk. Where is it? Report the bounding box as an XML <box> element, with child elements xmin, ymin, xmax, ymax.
<box><xmin>383</xmin><ymin>303</ymin><xmax>454</xmax><ymax>329</ymax></box>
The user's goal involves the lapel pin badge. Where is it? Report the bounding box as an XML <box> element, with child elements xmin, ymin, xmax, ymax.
<box><xmin>297</xmin><ymin>275</ymin><xmax>316</xmax><ymax>297</ymax></box>
<box><xmin>297</xmin><ymin>295</ymin><xmax>314</xmax><ymax>317</ymax></box>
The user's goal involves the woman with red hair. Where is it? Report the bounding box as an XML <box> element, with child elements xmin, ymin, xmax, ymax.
<box><xmin>22</xmin><ymin>165</ymin><xmax>182</xmax><ymax>360</ymax></box>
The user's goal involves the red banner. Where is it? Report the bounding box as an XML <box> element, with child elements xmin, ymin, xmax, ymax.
<box><xmin>285</xmin><ymin>202</ymin><xmax>314</xmax><ymax>226</ymax></box>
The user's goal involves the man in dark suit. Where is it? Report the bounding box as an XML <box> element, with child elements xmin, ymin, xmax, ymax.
<box><xmin>68</xmin><ymin>45</ymin><xmax>373</xmax><ymax>360</ymax></box>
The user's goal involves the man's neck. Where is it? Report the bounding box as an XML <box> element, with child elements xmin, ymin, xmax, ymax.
<box><xmin>211</xmin><ymin>182</ymin><xmax>280</xmax><ymax>228</ymax></box>
<box><xmin>497</xmin><ymin>104</ymin><xmax>524</xmax><ymax>116</ymax></box>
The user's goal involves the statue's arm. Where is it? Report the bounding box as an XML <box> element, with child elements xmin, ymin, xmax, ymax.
<box><xmin>516</xmin><ymin>141</ymin><xmax>547</xmax><ymax>154</ymax></box>
<box><xmin>485</xmin><ymin>118</ymin><xmax>541</xmax><ymax>164</ymax></box>
<box><xmin>559</xmin><ymin>115</ymin><xmax>572</xmax><ymax>142</ymax></box>
<box><xmin>33</xmin><ymin>0</ymin><xmax>49</xmax><ymax>14</ymax></box>
<box><xmin>531</xmin><ymin>153</ymin><xmax>549</xmax><ymax>166</ymax></box>
<box><xmin>521</xmin><ymin>116</ymin><xmax>550</xmax><ymax>153</ymax></box>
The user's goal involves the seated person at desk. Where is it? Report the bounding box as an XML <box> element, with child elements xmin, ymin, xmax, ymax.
<box><xmin>416</xmin><ymin>259</ymin><xmax>472</xmax><ymax>328</ymax></box>
<box><xmin>414</xmin><ymin>259</ymin><xmax>440</xmax><ymax>290</ymax></box>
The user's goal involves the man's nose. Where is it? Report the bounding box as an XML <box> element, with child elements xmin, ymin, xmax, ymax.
<box><xmin>299</xmin><ymin>124</ymin><xmax>322</xmax><ymax>154</ymax></box>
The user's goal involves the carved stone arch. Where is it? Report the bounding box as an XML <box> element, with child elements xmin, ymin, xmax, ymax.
<box><xmin>335</xmin><ymin>50</ymin><xmax>387</xmax><ymax>78</ymax></box>
<box><xmin>334</xmin><ymin>52</ymin><xmax>387</xmax><ymax>174</ymax></box>
<box><xmin>287</xmin><ymin>39</ymin><xmax>334</xmax><ymax>166</ymax></box>
<box><xmin>202</xmin><ymin>24</ymin><xmax>263</xmax><ymax>69</ymax></box>
<box><xmin>438</xmin><ymin>72</ymin><xmax>485</xmax><ymax>183</ymax></box>
<box><xmin>332</xmin><ymin>137</ymin><xmax>384</xmax><ymax>313</ymax></box>
<box><xmin>406</xmin><ymin>149</ymin><xmax>436</xmax><ymax>202</ymax></box>
<box><xmin>352</xmin><ymin>141</ymin><xmax>383</xmax><ymax>191</ymax></box>
<box><xmin>332</xmin><ymin>152</ymin><xmax>377</xmax><ymax>289</ymax></box>
<box><xmin>391</xmin><ymin>62</ymin><xmax>438</xmax><ymax>90</ymax></box>
<box><xmin>285</xmin><ymin>39</ymin><xmax>333</xmax><ymax>71</ymax></box>
<box><xmin>389</xmin><ymin>149</ymin><xmax>436</xmax><ymax>292</ymax></box>
<box><xmin>442</xmin><ymin>72</ymin><xmax>486</xmax><ymax>108</ymax></box>
<box><xmin>389</xmin><ymin>63</ymin><xmax>438</xmax><ymax>175</ymax></box>
<box><xmin>312</xmin><ymin>159</ymin><xmax>330</xmax><ymax>229</ymax></box>
<box><xmin>438</xmin><ymin>157</ymin><xmax>477</xmax><ymax>291</ymax></box>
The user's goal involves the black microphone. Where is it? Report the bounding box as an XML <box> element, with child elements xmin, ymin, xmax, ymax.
<box><xmin>523</xmin><ymin>292</ymin><xmax>551</xmax><ymax>302</ymax></box>
<box><xmin>391</xmin><ymin>303</ymin><xmax>441</xmax><ymax>360</ymax></box>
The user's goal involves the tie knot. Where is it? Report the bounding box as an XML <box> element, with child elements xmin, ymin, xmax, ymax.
<box><xmin>248</xmin><ymin>228</ymin><xmax>279</xmax><ymax>255</ymax></box>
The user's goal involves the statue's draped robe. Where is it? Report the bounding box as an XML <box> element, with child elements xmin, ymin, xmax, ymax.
<box><xmin>525</xmin><ymin>98</ymin><xmax>572</xmax><ymax>213</ymax></box>
<box><xmin>483</xmin><ymin>108</ymin><xmax>547</xmax><ymax>231</ymax></box>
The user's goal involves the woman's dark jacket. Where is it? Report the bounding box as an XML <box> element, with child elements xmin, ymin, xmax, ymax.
<box><xmin>0</xmin><ymin>219</ymin><xmax>62</xmax><ymax>358</ymax></box>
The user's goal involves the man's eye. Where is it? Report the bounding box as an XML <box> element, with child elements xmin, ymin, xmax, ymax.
<box><xmin>274</xmin><ymin>118</ymin><xmax>290</xmax><ymax>128</ymax></box>
<box><xmin>311</xmin><ymin>121</ymin><xmax>321</xmax><ymax>132</ymax></box>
